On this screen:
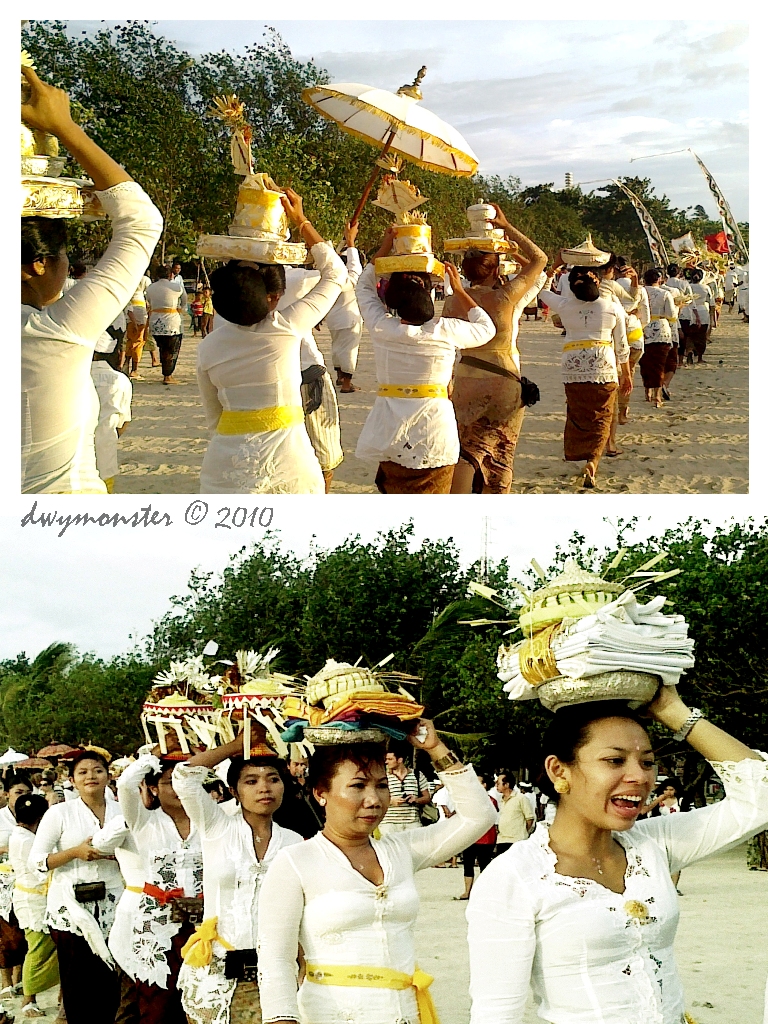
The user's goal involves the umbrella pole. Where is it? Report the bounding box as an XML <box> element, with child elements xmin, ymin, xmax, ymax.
<box><xmin>349</xmin><ymin>129</ymin><xmax>397</xmax><ymax>229</ymax></box>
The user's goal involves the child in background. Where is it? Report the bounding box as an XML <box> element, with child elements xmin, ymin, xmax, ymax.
<box><xmin>200</xmin><ymin>286</ymin><xmax>214</xmax><ymax>337</ymax></box>
<box><xmin>191</xmin><ymin>290</ymin><xmax>204</xmax><ymax>336</ymax></box>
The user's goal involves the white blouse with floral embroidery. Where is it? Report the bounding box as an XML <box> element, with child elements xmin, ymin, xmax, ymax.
<box><xmin>467</xmin><ymin>754</ymin><xmax>768</xmax><ymax>1024</ymax></box>
<box><xmin>115</xmin><ymin>755</ymin><xmax>204</xmax><ymax>988</ymax></box>
<box><xmin>539</xmin><ymin>290</ymin><xmax>629</xmax><ymax>385</ymax></box>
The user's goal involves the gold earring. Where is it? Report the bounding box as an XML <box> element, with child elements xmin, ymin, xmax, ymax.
<box><xmin>554</xmin><ymin>778</ymin><xmax>570</xmax><ymax>795</ymax></box>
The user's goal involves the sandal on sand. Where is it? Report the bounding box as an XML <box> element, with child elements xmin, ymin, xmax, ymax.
<box><xmin>339</xmin><ymin>384</ymin><xmax>360</xmax><ymax>393</ymax></box>
<box><xmin>453</xmin><ymin>895</ymin><xmax>470</xmax><ymax>901</ymax></box>
<box><xmin>582</xmin><ymin>470</ymin><xmax>596</xmax><ymax>489</ymax></box>
<box><xmin>606</xmin><ymin>448</ymin><xmax>623</xmax><ymax>457</ymax></box>
<box><xmin>22</xmin><ymin>1006</ymin><xmax>46</xmax><ymax>1018</ymax></box>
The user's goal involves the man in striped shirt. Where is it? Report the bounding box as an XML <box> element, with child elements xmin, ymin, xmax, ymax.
<box><xmin>379</xmin><ymin>748</ymin><xmax>431</xmax><ymax>835</ymax></box>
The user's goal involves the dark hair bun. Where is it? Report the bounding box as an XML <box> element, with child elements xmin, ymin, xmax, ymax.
<box><xmin>209</xmin><ymin>262</ymin><xmax>286</xmax><ymax>327</ymax></box>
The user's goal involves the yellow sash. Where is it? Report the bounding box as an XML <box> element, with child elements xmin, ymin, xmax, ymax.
<box><xmin>217</xmin><ymin>407</ymin><xmax>305</xmax><ymax>435</ymax></box>
<box><xmin>627</xmin><ymin>328</ymin><xmax>644</xmax><ymax>344</ymax></box>
<box><xmin>14</xmin><ymin>881</ymin><xmax>49</xmax><ymax>896</ymax></box>
<box><xmin>125</xmin><ymin>886</ymin><xmax>143</xmax><ymax>894</ymax></box>
<box><xmin>306</xmin><ymin>963</ymin><xmax>439</xmax><ymax>1024</ymax></box>
<box><xmin>650</xmin><ymin>315</ymin><xmax>667</xmax><ymax>321</ymax></box>
<box><xmin>180</xmin><ymin>917</ymin><xmax>234</xmax><ymax>968</ymax></box>
<box><xmin>150</xmin><ymin>307</ymin><xmax>183</xmax><ymax>314</ymax></box>
<box><xmin>562</xmin><ymin>339</ymin><xmax>613</xmax><ymax>352</ymax></box>
<box><xmin>377</xmin><ymin>384</ymin><xmax>448</xmax><ymax>399</ymax></box>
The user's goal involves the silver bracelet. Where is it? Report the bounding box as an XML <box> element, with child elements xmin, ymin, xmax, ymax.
<box><xmin>672</xmin><ymin>708</ymin><xmax>704</xmax><ymax>743</ymax></box>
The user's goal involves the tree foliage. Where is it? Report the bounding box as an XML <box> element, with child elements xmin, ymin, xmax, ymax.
<box><xmin>3</xmin><ymin>520</ymin><xmax>765</xmax><ymax>771</ymax></box>
<box><xmin>21</xmin><ymin>21</ymin><xmax>744</xmax><ymax>268</ymax></box>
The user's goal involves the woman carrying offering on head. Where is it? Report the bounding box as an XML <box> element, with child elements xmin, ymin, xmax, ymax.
<box><xmin>256</xmin><ymin>719</ymin><xmax>495</xmax><ymax>1024</ymax></box>
<box><xmin>108</xmin><ymin>751</ymin><xmax>203</xmax><ymax>1023</ymax></box>
<box><xmin>354</xmin><ymin>229</ymin><xmax>497</xmax><ymax>494</ymax></box>
<box><xmin>639</xmin><ymin>269</ymin><xmax>676</xmax><ymax>409</ymax></box>
<box><xmin>540</xmin><ymin>265</ymin><xmax>632</xmax><ymax>488</ymax></box>
<box><xmin>171</xmin><ymin>734</ymin><xmax>303</xmax><ymax>1024</ymax></box>
<box><xmin>196</xmin><ymin>188</ymin><xmax>346</xmax><ymax>494</ymax></box>
<box><xmin>466</xmin><ymin>689</ymin><xmax>768</xmax><ymax>1024</ymax></box>
<box><xmin>29</xmin><ymin>750</ymin><xmax>124</xmax><ymax>1024</ymax></box>
<box><xmin>443</xmin><ymin>205</ymin><xmax>548</xmax><ymax>494</ymax></box>
<box><xmin>21</xmin><ymin>66</ymin><xmax>163</xmax><ymax>494</ymax></box>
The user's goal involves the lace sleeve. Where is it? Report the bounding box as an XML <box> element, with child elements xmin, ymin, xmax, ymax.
<box><xmin>634</xmin><ymin>752</ymin><xmax>768</xmax><ymax>873</ymax></box>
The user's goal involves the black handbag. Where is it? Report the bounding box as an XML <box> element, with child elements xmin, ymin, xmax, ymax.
<box><xmin>300</xmin><ymin>364</ymin><xmax>326</xmax><ymax>415</ymax></box>
<box><xmin>170</xmin><ymin>896</ymin><xmax>205</xmax><ymax>925</ymax></box>
<box><xmin>74</xmin><ymin>881</ymin><xmax>106</xmax><ymax>903</ymax></box>
<box><xmin>224</xmin><ymin>948</ymin><xmax>259</xmax><ymax>982</ymax></box>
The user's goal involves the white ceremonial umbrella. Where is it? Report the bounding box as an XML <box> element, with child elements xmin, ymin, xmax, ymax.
<box><xmin>302</xmin><ymin>67</ymin><xmax>479</xmax><ymax>226</ymax></box>
<box><xmin>0</xmin><ymin>748</ymin><xmax>28</xmax><ymax>767</ymax></box>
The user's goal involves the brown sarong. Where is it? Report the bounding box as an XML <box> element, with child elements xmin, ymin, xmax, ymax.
<box><xmin>683</xmin><ymin>322</ymin><xmax>708</xmax><ymax>358</ymax></box>
<box><xmin>664</xmin><ymin>343</ymin><xmax>678</xmax><ymax>376</ymax></box>
<box><xmin>0</xmin><ymin>912</ymin><xmax>27</xmax><ymax>969</ymax></box>
<box><xmin>452</xmin><ymin>374</ymin><xmax>525</xmax><ymax>494</ymax></box>
<box><xmin>563</xmin><ymin>382</ymin><xmax>617</xmax><ymax>462</ymax></box>
<box><xmin>639</xmin><ymin>343</ymin><xmax>671</xmax><ymax>388</ymax></box>
<box><xmin>375</xmin><ymin>461</ymin><xmax>454</xmax><ymax>494</ymax></box>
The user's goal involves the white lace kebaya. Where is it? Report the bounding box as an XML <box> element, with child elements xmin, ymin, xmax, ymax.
<box><xmin>30</xmin><ymin>795</ymin><xmax>125</xmax><ymax>963</ymax></box>
<box><xmin>467</xmin><ymin>754</ymin><xmax>768</xmax><ymax>1024</ymax></box>
<box><xmin>172</xmin><ymin>761</ymin><xmax>303</xmax><ymax>1024</ymax></box>
<box><xmin>114</xmin><ymin>754</ymin><xmax>203</xmax><ymax>989</ymax></box>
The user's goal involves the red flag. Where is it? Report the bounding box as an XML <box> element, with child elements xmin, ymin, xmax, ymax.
<box><xmin>705</xmin><ymin>231</ymin><xmax>730</xmax><ymax>254</ymax></box>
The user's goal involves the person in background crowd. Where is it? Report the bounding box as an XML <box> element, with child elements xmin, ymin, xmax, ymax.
<box><xmin>494</xmin><ymin>770</ymin><xmax>534</xmax><ymax>854</ymax></box>
<box><xmin>200</xmin><ymin>287</ymin><xmax>214</xmax><ymax>338</ymax></box>
<box><xmin>456</xmin><ymin>772</ymin><xmax>498</xmax><ymax>899</ymax></box>
<box><xmin>191</xmin><ymin>290</ymin><xmax>204</xmax><ymax>336</ymax></box>
<box><xmin>91</xmin><ymin>333</ymin><xmax>132</xmax><ymax>492</ymax></box>
<box><xmin>379</xmin><ymin>746</ymin><xmax>431</xmax><ymax>835</ymax></box>
<box><xmin>273</xmin><ymin>748</ymin><xmax>324</xmax><ymax>838</ymax></box>
<box><xmin>9</xmin><ymin>794</ymin><xmax>59</xmax><ymax>1020</ymax></box>
<box><xmin>146</xmin><ymin>265</ymin><xmax>186</xmax><ymax>386</ymax></box>
<box><xmin>0</xmin><ymin>775</ymin><xmax>33</xmax><ymax>1003</ymax></box>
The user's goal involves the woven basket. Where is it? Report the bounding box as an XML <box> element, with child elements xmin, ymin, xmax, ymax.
<box><xmin>537</xmin><ymin>671</ymin><xmax>660</xmax><ymax>712</ymax></box>
<box><xmin>303</xmin><ymin>726</ymin><xmax>388</xmax><ymax>745</ymax></box>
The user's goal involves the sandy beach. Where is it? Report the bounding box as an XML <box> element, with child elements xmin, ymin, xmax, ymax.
<box><xmin>115</xmin><ymin>308</ymin><xmax>748</xmax><ymax>495</ymax></box>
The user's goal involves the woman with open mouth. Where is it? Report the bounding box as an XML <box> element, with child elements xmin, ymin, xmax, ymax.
<box><xmin>466</xmin><ymin>686</ymin><xmax>768</xmax><ymax>1024</ymax></box>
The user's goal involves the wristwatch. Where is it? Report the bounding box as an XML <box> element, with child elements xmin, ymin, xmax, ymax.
<box><xmin>672</xmin><ymin>708</ymin><xmax>704</xmax><ymax>743</ymax></box>
<box><xmin>432</xmin><ymin>750</ymin><xmax>461</xmax><ymax>772</ymax></box>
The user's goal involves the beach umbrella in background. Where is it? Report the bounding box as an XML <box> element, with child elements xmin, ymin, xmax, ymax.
<box><xmin>14</xmin><ymin>757</ymin><xmax>53</xmax><ymax>769</ymax></box>
<box><xmin>302</xmin><ymin>68</ymin><xmax>479</xmax><ymax>227</ymax></box>
<box><xmin>37</xmin><ymin>743</ymin><xmax>79</xmax><ymax>759</ymax></box>
<box><xmin>0</xmin><ymin>749</ymin><xmax>28</xmax><ymax>767</ymax></box>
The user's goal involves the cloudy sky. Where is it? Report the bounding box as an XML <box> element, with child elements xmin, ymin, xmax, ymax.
<box><xmin>1</xmin><ymin>497</ymin><xmax>759</xmax><ymax>660</ymax></box>
<box><xmin>62</xmin><ymin>18</ymin><xmax>749</xmax><ymax>221</ymax></box>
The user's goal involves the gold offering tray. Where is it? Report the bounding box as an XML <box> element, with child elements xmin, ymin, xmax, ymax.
<box><xmin>375</xmin><ymin>253</ymin><xmax>444</xmax><ymax>277</ymax></box>
<box><xmin>196</xmin><ymin>234</ymin><xmax>308</xmax><ymax>265</ymax></box>
<box><xmin>443</xmin><ymin>237</ymin><xmax>512</xmax><ymax>254</ymax></box>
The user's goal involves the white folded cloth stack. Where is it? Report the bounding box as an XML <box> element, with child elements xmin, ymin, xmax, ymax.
<box><xmin>498</xmin><ymin>590</ymin><xmax>695</xmax><ymax>701</ymax></box>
